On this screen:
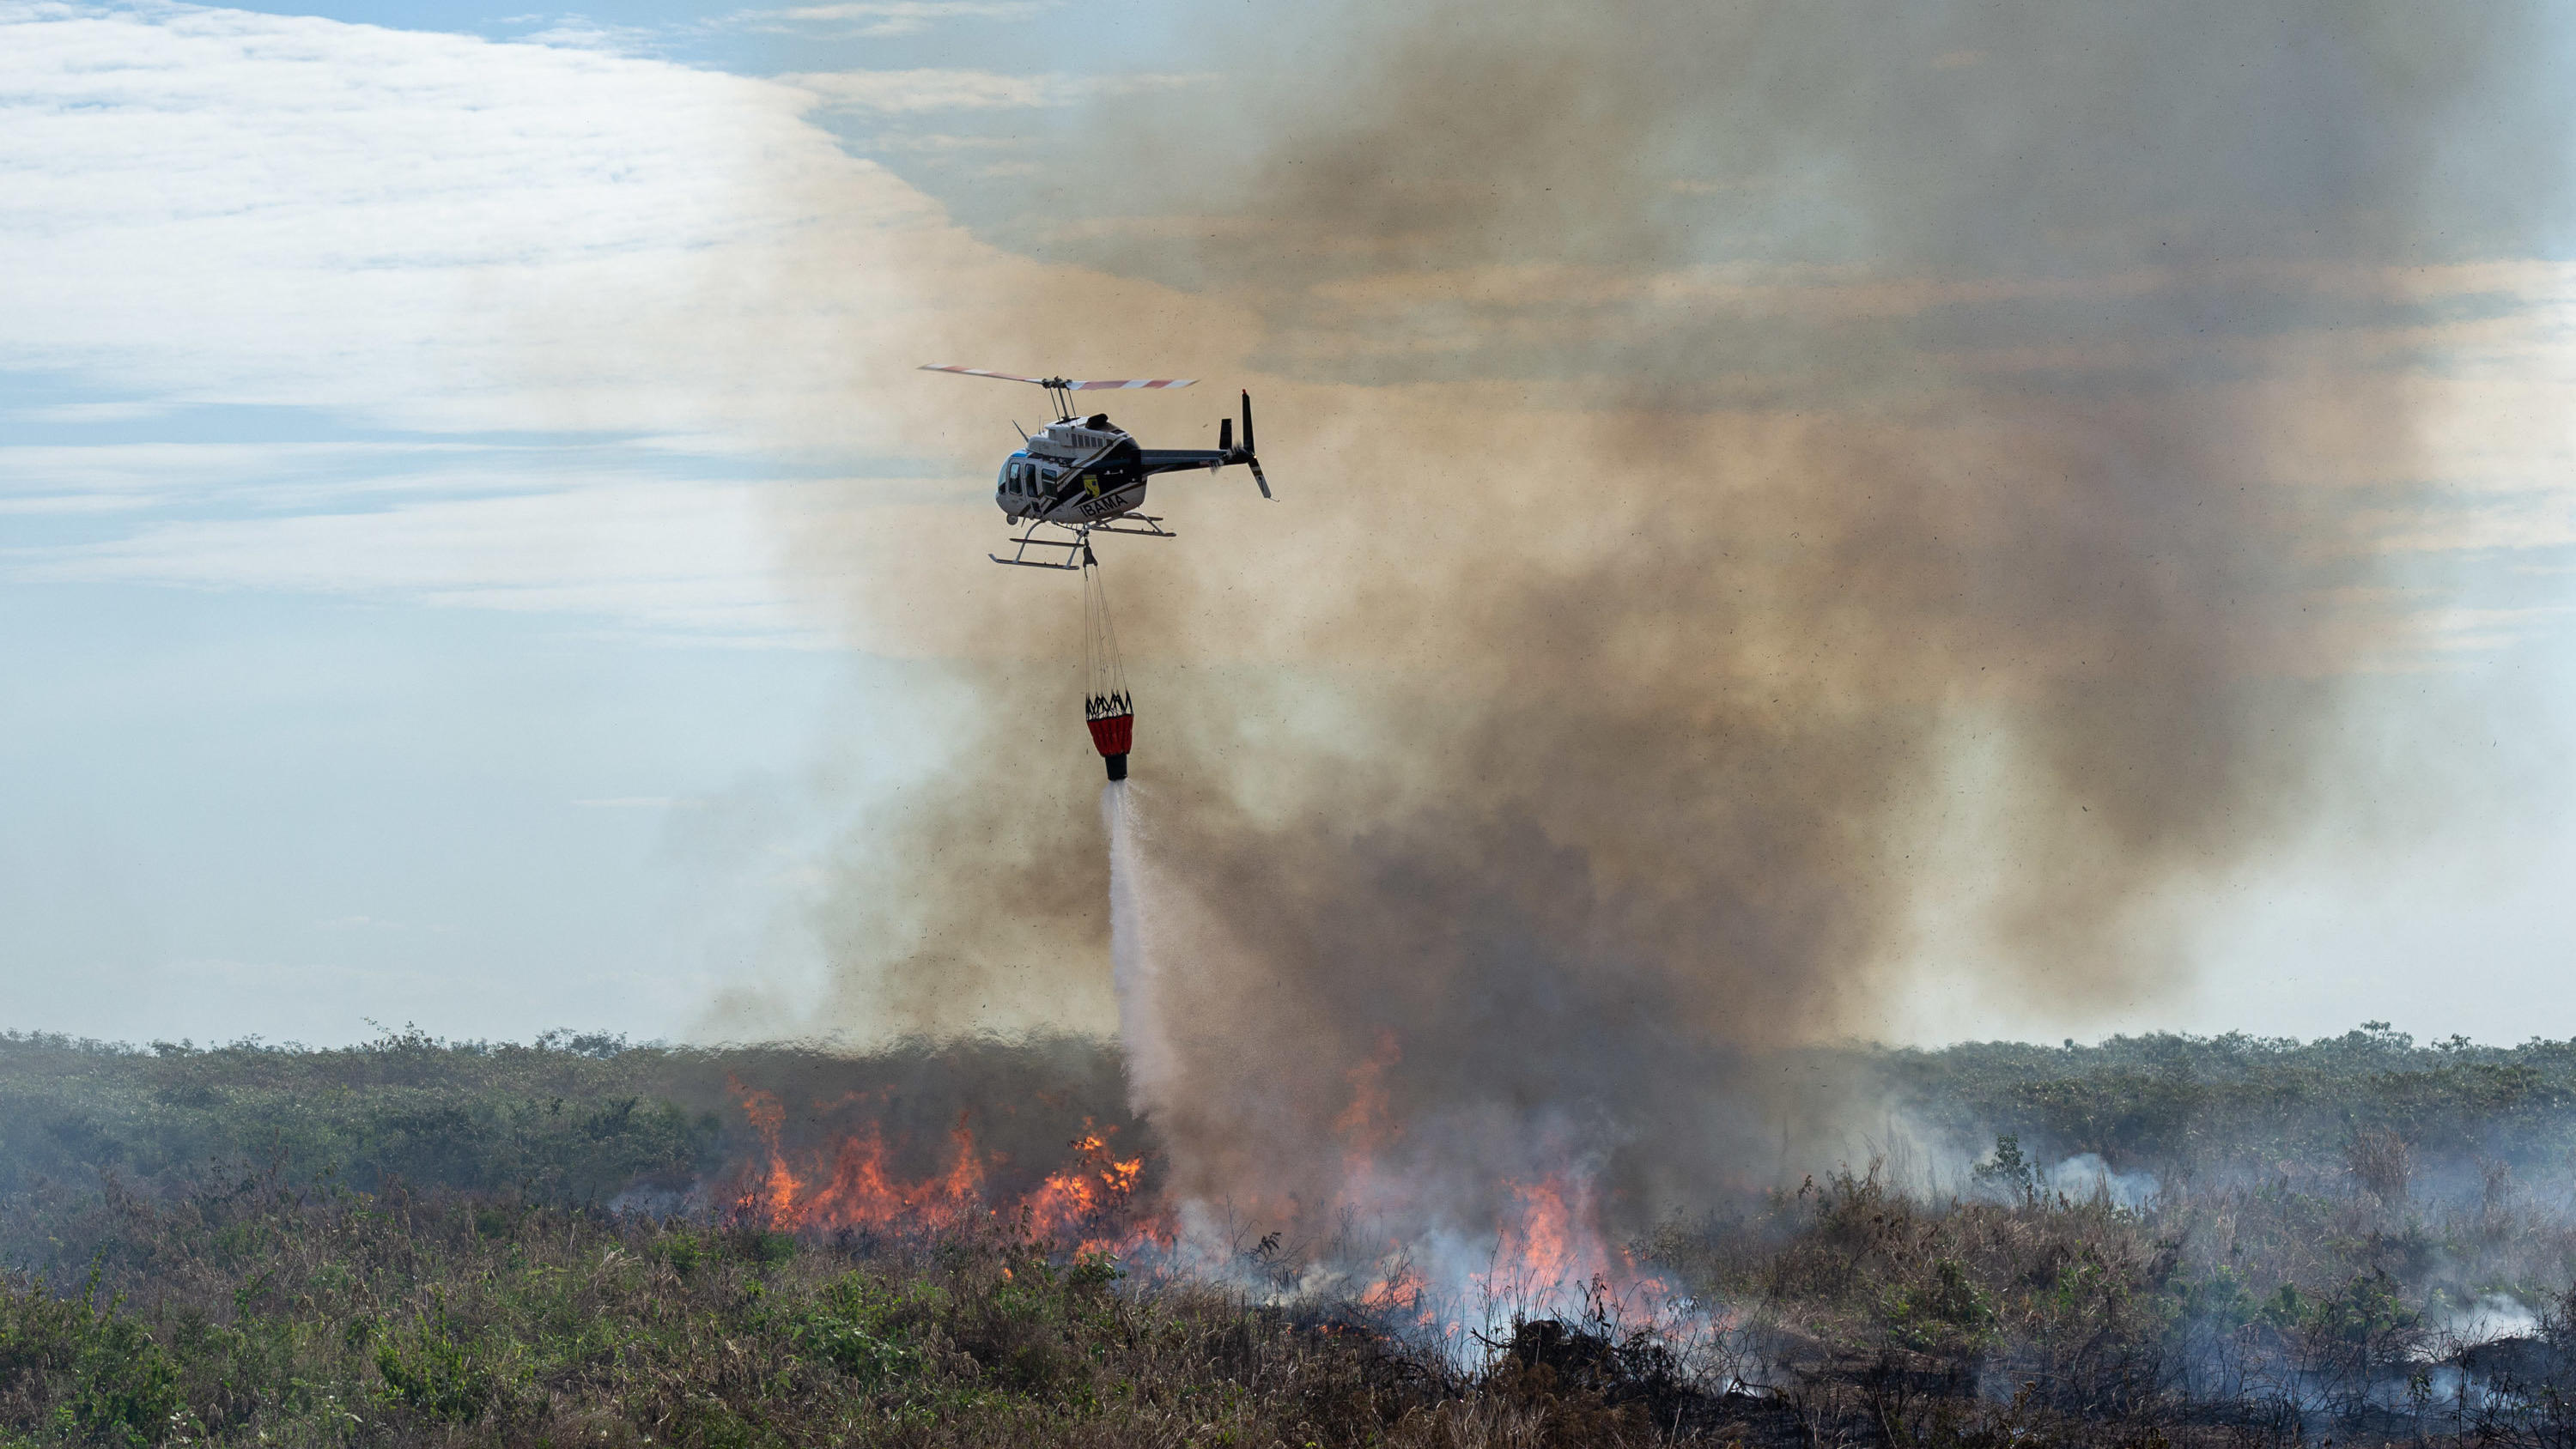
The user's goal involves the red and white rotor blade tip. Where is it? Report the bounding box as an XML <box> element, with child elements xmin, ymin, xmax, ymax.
<box><xmin>1066</xmin><ymin>378</ymin><xmax>1194</xmax><ymax>390</ymax></box>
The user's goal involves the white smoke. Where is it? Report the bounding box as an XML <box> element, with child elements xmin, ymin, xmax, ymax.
<box><xmin>2047</xmin><ymin>1153</ymin><xmax>2162</xmax><ymax>1210</ymax></box>
<box><xmin>2436</xmin><ymin>1294</ymin><xmax>2544</xmax><ymax>1351</ymax></box>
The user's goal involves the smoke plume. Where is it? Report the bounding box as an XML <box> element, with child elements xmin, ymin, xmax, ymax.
<box><xmin>780</xmin><ymin>0</ymin><xmax>2576</xmax><ymax>1256</ymax></box>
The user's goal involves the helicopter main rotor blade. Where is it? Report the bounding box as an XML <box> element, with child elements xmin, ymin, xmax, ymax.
<box><xmin>919</xmin><ymin>366</ymin><xmax>1196</xmax><ymax>391</ymax></box>
<box><xmin>920</xmin><ymin>365</ymin><xmax>1053</xmax><ymax>385</ymax></box>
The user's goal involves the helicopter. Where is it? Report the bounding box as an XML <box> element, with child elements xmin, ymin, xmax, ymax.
<box><xmin>918</xmin><ymin>365</ymin><xmax>1271</xmax><ymax>569</ymax></box>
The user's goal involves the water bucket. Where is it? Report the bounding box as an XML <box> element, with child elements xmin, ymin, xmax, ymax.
<box><xmin>1087</xmin><ymin>711</ymin><xmax>1133</xmax><ymax>779</ymax></box>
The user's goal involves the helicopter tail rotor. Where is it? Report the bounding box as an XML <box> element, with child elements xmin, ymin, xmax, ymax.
<box><xmin>1230</xmin><ymin>391</ymin><xmax>1272</xmax><ymax>499</ymax></box>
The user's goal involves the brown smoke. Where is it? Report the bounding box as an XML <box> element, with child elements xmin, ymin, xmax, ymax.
<box><xmin>767</xmin><ymin>0</ymin><xmax>2573</xmax><ymax>1233</ymax></box>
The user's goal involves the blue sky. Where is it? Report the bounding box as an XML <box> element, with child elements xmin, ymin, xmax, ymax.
<box><xmin>3</xmin><ymin>0</ymin><xmax>2574</xmax><ymax>1049</ymax></box>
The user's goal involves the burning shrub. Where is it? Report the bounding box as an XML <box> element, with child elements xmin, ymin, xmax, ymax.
<box><xmin>726</xmin><ymin>1082</ymin><xmax>1156</xmax><ymax>1257</ymax></box>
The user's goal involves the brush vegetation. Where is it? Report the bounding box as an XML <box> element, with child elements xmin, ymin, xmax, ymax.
<box><xmin>13</xmin><ymin>1024</ymin><xmax>2576</xmax><ymax>1445</ymax></box>
<box><xmin>0</xmin><ymin>1173</ymin><xmax>1513</xmax><ymax>1449</ymax></box>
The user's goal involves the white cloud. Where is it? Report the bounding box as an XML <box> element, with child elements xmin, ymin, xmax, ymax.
<box><xmin>0</xmin><ymin>1</ymin><xmax>963</xmax><ymax>437</ymax></box>
<box><xmin>0</xmin><ymin>440</ymin><xmax>500</xmax><ymax>513</ymax></box>
<box><xmin>511</xmin><ymin>15</ymin><xmax>675</xmax><ymax>50</ymax></box>
<box><xmin>9</xmin><ymin>476</ymin><xmax>855</xmax><ymax>642</ymax></box>
<box><xmin>0</xmin><ymin>0</ymin><xmax>1043</xmax><ymax>637</ymax></box>
<box><xmin>784</xmin><ymin>66</ymin><xmax>1053</xmax><ymax>112</ymax></box>
<box><xmin>9</xmin><ymin>401</ymin><xmax>174</xmax><ymax>424</ymax></box>
<box><xmin>735</xmin><ymin>0</ymin><xmax>1048</xmax><ymax>37</ymax></box>
<box><xmin>781</xmin><ymin>66</ymin><xmax>1207</xmax><ymax>113</ymax></box>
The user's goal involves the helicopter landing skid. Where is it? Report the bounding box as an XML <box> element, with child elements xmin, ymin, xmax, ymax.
<box><xmin>987</xmin><ymin>516</ymin><xmax>1176</xmax><ymax>569</ymax></box>
<box><xmin>1089</xmin><ymin>515</ymin><xmax>1176</xmax><ymax>539</ymax></box>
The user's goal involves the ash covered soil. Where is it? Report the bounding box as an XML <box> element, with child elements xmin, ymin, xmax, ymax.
<box><xmin>8</xmin><ymin>1024</ymin><xmax>2576</xmax><ymax>1445</ymax></box>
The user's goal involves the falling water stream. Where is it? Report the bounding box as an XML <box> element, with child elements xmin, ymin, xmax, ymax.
<box><xmin>1103</xmin><ymin>781</ymin><xmax>1177</xmax><ymax>1122</ymax></box>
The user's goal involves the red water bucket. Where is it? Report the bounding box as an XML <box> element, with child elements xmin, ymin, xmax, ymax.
<box><xmin>1086</xmin><ymin>711</ymin><xmax>1133</xmax><ymax>756</ymax></box>
<box><xmin>1086</xmin><ymin>711</ymin><xmax>1133</xmax><ymax>780</ymax></box>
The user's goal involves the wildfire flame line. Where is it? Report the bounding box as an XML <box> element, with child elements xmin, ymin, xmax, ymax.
<box><xmin>725</xmin><ymin>1068</ymin><xmax>1688</xmax><ymax>1354</ymax></box>
<box><xmin>730</xmin><ymin>1088</ymin><xmax>1150</xmax><ymax>1252</ymax></box>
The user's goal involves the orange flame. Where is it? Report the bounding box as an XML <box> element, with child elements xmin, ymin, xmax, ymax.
<box><xmin>1024</xmin><ymin>1131</ymin><xmax>1149</xmax><ymax>1249</ymax></box>
<box><xmin>1478</xmin><ymin>1171</ymin><xmax>1616</xmax><ymax>1306</ymax></box>
<box><xmin>731</xmin><ymin>1086</ymin><xmax>1153</xmax><ymax>1251</ymax></box>
<box><xmin>1333</xmin><ymin>1029</ymin><xmax>1403</xmax><ymax>1151</ymax></box>
<box><xmin>731</xmin><ymin>1078</ymin><xmax>1674</xmax><ymax>1331</ymax></box>
<box><xmin>1361</xmin><ymin>1264</ymin><xmax>1426</xmax><ymax>1310</ymax></box>
<box><xmin>787</xmin><ymin>1120</ymin><xmax>985</xmax><ymax>1231</ymax></box>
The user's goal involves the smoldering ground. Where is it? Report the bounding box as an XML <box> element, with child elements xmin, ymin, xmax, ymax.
<box><xmin>759</xmin><ymin>0</ymin><xmax>2576</xmax><ymax>1248</ymax></box>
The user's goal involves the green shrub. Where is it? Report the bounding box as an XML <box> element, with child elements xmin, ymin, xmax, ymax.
<box><xmin>64</xmin><ymin>1312</ymin><xmax>185</xmax><ymax>1446</ymax></box>
<box><xmin>374</xmin><ymin>1314</ymin><xmax>501</xmax><ymax>1424</ymax></box>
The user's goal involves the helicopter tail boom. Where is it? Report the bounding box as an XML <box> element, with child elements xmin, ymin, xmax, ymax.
<box><xmin>1129</xmin><ymin>392</ymin><xmax>1273</xmax><ymax>497</ymax></box>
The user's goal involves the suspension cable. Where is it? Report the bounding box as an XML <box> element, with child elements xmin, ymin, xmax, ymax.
<box><xmin>1081</xmin><ymin>537</ymin><xmax>1131</xmax><ymax>722</ymax></box>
